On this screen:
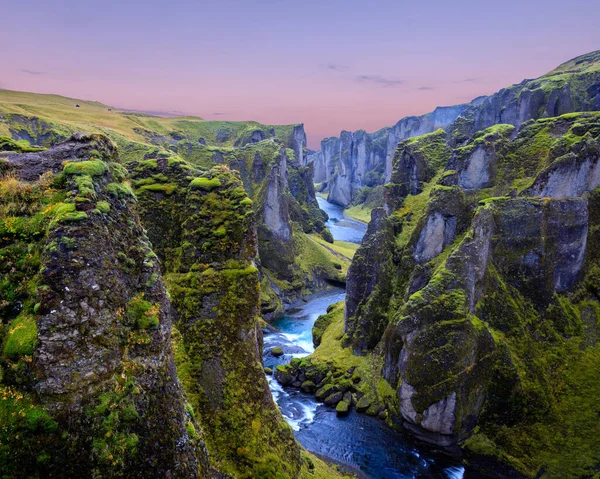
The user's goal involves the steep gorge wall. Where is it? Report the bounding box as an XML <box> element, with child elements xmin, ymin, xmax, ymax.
<box><xmin>310</xmin><ymin>105</ymin><xmax>468</xmax><ymax>207</ymax></box>
<box><xmin>344</xmin><ymin>112</ymin><xmax>600</xmax><ymax>477</ymax></box>
<box><xmin>311</xmin><ymin>50</ymin><xmax>600</xmax><ymax>208</ymax></box>
<box><xmin>127</xmin><ymin>158</ymin><xmax>304</xmax><ymax>477</ymax></box>
<box><xmin>0</xmin><ymin>134</ymin><xmax>211</xmax><ymax>477</ymax></box>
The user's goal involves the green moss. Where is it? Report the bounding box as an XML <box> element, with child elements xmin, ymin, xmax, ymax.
<box><xmin>138</xmin><ymin>183</ymin><xmax>178</xmax><ymax>195</ymax></box>
<box><xmin>335</xmin><ymin>400</ymin><xmax>350</xmax><ymax>414</ymax></box>
<box><xmin>240</xmin><ymin>197</ymin><xmax>253</xmax><ymax>206</ymax></box>
<box><xmin>125</xmin><ymin>293</ymin><xmax>159</xmax><ymax>330</ymax></box>
<box><xmin>3</xmin><ymin>314</ymin><xmax>38</xmax><ymax>360</ymax></box>
<box><xmin>0</xmin><ymin>136</ymin><xmax>45</xmax><ymax>153</ymax></box>
<box><xmin>95</xmin><ymin>200</ymin><xmax>111</xmax><ymax>214</ymax></box>
<box><xmin>87</xmin><ymin>373</ymin><xmax>141</xmax><ymax>471</ymax></box>
<box><xmin>107</xmin><ymin>181</ymin><xmax>134</xmax><ymax>198</ymax></box>
<box><xmin>214</xmin><ymin>225</ymin><xmax>227</xmax><ymax>237</ymax></box>
<box><xmin>271</xmin><ymin>346</ymin><xmax>284</xmax><ymax>357</ymax></box>
<box><xmin>63</xmin><ymin>159</ymin><xmax>108</xmax><ymax>176</ymax></box>
<box><xmin>189</xmin><ymin>176</ymin><xmax>222</xmax><ymax>191</ymax></box>
<box><xmin>48</xmin><ymin>202</ymin><xmax>88</xmax><ymax>224</ymax></box>
<box><xmin>73</xmin><ymin>174</ymin><xmax>96</xmax><ymax>199</ymax></box>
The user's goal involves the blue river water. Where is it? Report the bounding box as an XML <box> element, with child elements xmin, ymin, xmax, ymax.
<box><xmin>316</xmin><ymin>196</ymin><xmax>367</xmax><ymax>244</ymax></box>
<box><xmin>262</xmin><ymin>198</ymin><xmax>466</xmax><ymax>479</ymax></box>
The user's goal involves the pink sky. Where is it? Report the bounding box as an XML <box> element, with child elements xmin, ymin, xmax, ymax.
<box><xmin>2</xmin><ymin>0</ymin><xmax>599</xmax><ymax>148</ymax></box>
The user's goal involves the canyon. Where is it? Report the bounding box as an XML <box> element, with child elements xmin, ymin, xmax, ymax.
<box><xmin>1</xmin><ymin>49</ymin><xmax>600</xmax><ymax>479</ymax></box>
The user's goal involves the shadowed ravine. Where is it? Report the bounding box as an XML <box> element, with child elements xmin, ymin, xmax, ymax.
<box><xmin>263</xmin><ymin>198</ymin><xmax>466</xmax><ymax>479</ymax></box>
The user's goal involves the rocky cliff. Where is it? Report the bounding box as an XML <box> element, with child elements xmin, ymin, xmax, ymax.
<box><xmin>344</xmin><ymin>111</ymin><xmax>600</xmax><ymax>477</ymax></box>
<box><xmin>0</xmin><ymin>134</ymin><xmax>211</xmax><ymax>477</ymax></box>
<box><xmin>310</xmin><ymin>105</ymin><xmax>468</xmax><ymax>207</ymax></box>
<box><xmin>0</xmin><ymin>95</ymin><xmax>342</xmax><ymax>317</ymax></box>
<box><xmin>312</xmin><ymin>50</ymin><xmax>600</xmax><ymax>209</ymax></box>
<box><xmin>126</xmin><ymin>155</ymin><xmax>305</xmax><ymax>478</ymax></box>
<box><xmin>0</xmin><ymin>133</ymin><xmax>340</xmax><ymax>478</ymax></box>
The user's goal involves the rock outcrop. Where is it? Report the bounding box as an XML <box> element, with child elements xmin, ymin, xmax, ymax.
<box><xmin>450</xmin><ymin>51</ymin><xmax>600</xmax><ymax>145</ymax></box>
<box><xmin>311</xmin><ymin>50</ymin><xmax>600</xmax><ymax>209</ymax></box>
<box><xmin>0</xmin><ymin>134</ymin><xmax>211</xmax><ymax>478</ymax></box>
<box><xmin>313</xmin><ymin>106</ymin><xmax>467</xmax><ymax>207</ymax></box>
<box><xmin>127</xmin><ymin>158</ymin><xmax>303</xmax><ymax>477</ymax></box>
<box><xmin>344</xmin><ymin>110</ymin><xmax>600</xmax><ymax>477</ymax></box>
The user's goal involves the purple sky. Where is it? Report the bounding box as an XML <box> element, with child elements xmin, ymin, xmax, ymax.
<box><xmin>2</xmin><ymin>0</ymin><xmax>599</xmax><ymax>149</ymax></box>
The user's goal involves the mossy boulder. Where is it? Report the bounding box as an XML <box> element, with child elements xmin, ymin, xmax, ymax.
<box><xmin>336</xmin><ymin>400</ymin><xmax>351</xmax><ymax>416</ymax></box>
<box><xmin>324</xmin><ymin>391</ymin><xmax>344</xmax><ymax>406</ymax></box>
<box><xmin>356</xmin><ymin>396</ymin><xmax>372</xmax><ymax>413</ymax></box>
<box><xmin>300</xmin><ymin>380</ymin><xmax>317</xmax><ymax>393</ymax></box>
<box><xmin>271</xmin><ymin>346</ymin><xmax>284</xmax><ymax>357</ymax></box>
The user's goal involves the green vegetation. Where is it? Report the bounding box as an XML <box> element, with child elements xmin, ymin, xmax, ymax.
<box><xmin>107</xmin><ymin>181</ymin><xmax>134</xmax><ymax>198</ymax></box>
<box><xmin>87</xmin><ymin>371</ymin><xmax>141</xmax><ymax>471</ymax></box>
<box><xmin>189</xmin><ymin>176</ymin><xmax>222</xmax><ymax>190</ymax></box>
<box><xmin>0</xmin><ymin>136</ymin><xmax>45</xmax><ymax>153</ymax></box>
<box><xmin>344</xmin><ymin>203</ymin><xmax>373</xmax><ymax>223</ymax></box>
<box><xmin>63</xmin><ymin>159</ymin><xmax>108</xmax><ymax>176</ymax></box>
<box><xmin>125</xmin><ymin>293</ymin><xmax>159</xmax><ymax>330</ymax></box>
<box><xmin>3</xmin><ymin>314</ymin><xmax>38</xmax><ymax>360</ymax></box>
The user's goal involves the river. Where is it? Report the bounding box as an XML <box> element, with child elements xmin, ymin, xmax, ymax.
<box><xmin>263</xmin><ymin>197</ymin><xmax>466</xmax><ymax>479</ymax></box>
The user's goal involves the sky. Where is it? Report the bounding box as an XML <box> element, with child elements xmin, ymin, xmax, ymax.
<box><xmin>1</xmin><ymin>0</ymin><xmax>599</xmax><ymax>149</ymax></box>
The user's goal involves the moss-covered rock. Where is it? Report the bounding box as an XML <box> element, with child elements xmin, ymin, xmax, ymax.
<box><xmin>271</xmin><ymin>346</ymin><xmax>284</xmax><ymax>357</ymax></box>
<box><xmin>126</xmin><ymin>156</ymin><xmax>304</xmax><ymax>477</ymax></box>
<box><xmin>335</xmin><ymin>400</ymin><xmax>350</xmax><ymax>416</ymax></box>
<box><xmin>0</xmin><ymin>134</ymin><xmax>209</xmax><ymax>478</ymax></box>
<box><xmin>344</xmin><ymin>110</ymin><xmax>600</xmax><ymax>476</ymax></box>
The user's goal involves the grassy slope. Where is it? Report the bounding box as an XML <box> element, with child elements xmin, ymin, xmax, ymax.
<box><xmin>309</xmin><ymin>234</ymin><xmax>359</xmax><ymax>276</ymax></box>
<box><xmin>0</xmin><ymin>89</ymin><xmax>299</xmax><ymax>147</ymax></box>
<box><xmin>343</xmin><ymin>204</ymin><xmax>372</xmax><ymax>224</ymax></box>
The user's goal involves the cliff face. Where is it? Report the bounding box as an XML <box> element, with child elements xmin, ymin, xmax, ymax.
<box><xmin>0</xmin><ymin>95</ymin><xmax>337</xmax><ymax>317</ymax></box>
<box><xmin>311</xmin><ymin>105</ymin><xmax>470</xmax><ymax>207</ymax></box>
<box><xmin>344</xmin><ymin>111</ymin><xmax>600</xmax><ymax>477</ymax></box>
<box><xmin>451</xmin><ymin>51</ymin><xmax>600</xmax><ymax>145</ymax></box>
<box><xmin>312</xmin><ymin>50</ymin><xmax>600</xmax><ymax>209</ymax></box>
<box><xmin>127</xmin><ymin>158</ymin><xmax>303</xmax><ymax>477</ymax></box>
<box><xmin>0</xmin><ymin>134</ymin><xmax>211</xmax><ymax>478</ymax></box>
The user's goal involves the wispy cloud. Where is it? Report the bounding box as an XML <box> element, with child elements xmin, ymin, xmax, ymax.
<box><xmin>357</xmin><ymin>75</ymin><xmax>403</xmax><ymax>88</ymax></box>
<box><xmin>320</xmin><ymin>63</ymin><xmax>349</xmax><ymax>72</ymax></box>
<box><xmin>21</xmin><ymin>69</ymin><xmax>45</xmax><ymax>75</ymax></box>
<box><xmin>212</xmin><ymin>112</ymin><xmax>226</xmax><ymax>116</ymax></box>
<box><xmin>460</xmin><ymin>78</ymin><xmax>478</xmax><ymax>83</ymax></box>
<box><xmin>417</xmin><ymin>86</ymin><xmax>434</xmax><ymax>91</ymax></box>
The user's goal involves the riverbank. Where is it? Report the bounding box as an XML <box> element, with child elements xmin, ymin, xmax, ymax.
<box><xmin>263</xmin><ymin>197</ymin><xmax>466</xmax><ymax>478</ymax></box>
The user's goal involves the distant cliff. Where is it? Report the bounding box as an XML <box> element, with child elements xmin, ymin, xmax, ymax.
<box><xmin>310</xmin><ymin>105</ymin><xmax>470</xmax><ymax>207</ymax></box>
<box><xmin>311</xmin><ymin>50</ymin><xmax>600</xmax><ymax>208</ymax></box>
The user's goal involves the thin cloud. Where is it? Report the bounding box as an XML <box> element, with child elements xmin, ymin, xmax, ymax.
<box><xmin>417</xmin><ymin>86</ymin><xmax>434</xmax><ymax>91</ymax></box>
<box><xmin>320</xmin><ymin>63</ymin><xmax>349</xmax><ymax>72</ymax></box>
<box><xmin>212</xmin><ymin>112</ymin><xmax>226</xmax><ymax>116</ymax></box>
<box><xmin>357</xmin><ymin>75</ymin><xmax>404</xmax><ymax>88</ymax></box>
<box><xmin>21</xmin><ymin>69</ymin><xmax>45</xmax><ymax>75</ymax></box>
<box><xmin>461</xmin><ymin>78</ymin><xmax>478</xmax><ymax>83</ymax></box>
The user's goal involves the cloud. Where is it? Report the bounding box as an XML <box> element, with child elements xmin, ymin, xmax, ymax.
<box><xmin>356</xmin><ymin>75</ymin><xmax>403</xmax><ymax>88</ymax></box>
<box><xmin>461</xmin><ymin>78</ymin><xmax>478</xmax><ymax>83</ymax></box>
<box><xmin>320</xmin><ymin>63</ymin><xmax>349</xmax><ymax>72</ymax></box>
<box><xmin>417</xmin><ymin>86</ymin><xmax>434</xmax><ymax>91</ymax></box>
<box><xmin>212</xmin><ymin>112</ymin><xmax>226</xmax><ymax>116</ymax></box>
<box><xmin>21</xmin><ymin>69</ymin><xmax>45</xmax><ymax>75</ymax></box>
